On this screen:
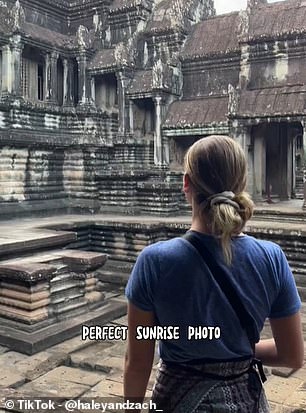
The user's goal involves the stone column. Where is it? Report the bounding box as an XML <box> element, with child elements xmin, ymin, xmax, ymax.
<box><xmin>63</xmin><ymin>58</ymin><xmax>68</xmax><ymax>104</ymax></box>
<box><xmin>117</xmin><ymin>71</ymin><xmax>128</xmax><ymax>134</ymax></box>
<box><xmin>68</xmin><ymin>60</ymin><xmax>75</xmax><ymax>105</ymax></box>
<box><xmin>49</xmin><ymin>51</ymin><xmax>58</xmax><ymax>103</ymax></box>
<box><xmin>129</xmin><ymin>100</ymin><xmax>134</xmax><ymax>134</ymax></box>
<box><xmin>302</xmin><ymin>121</ymin><xmax>306</xmax><ymax>209</ymax></box>
<box><xmin>154</xmin><ymin>96</ymin><xmax>162</xmax><ymax>166</ymax></box>
<box><xmin>233</xmin><ymin>124</ymin><xmax>248</xmax><ymax>154</ymax></box>
<box><xmin>246</xmin><ymin>134</ymin><xmax>254</xmax><ymax>196</ymax></box>
<box><xmin>161</xmin><ymin>103</ymin><xmax>169</xmax><ymax>165</ymax></box>
<box><xmin>253</xmin><ymin>127</ymin><xmax>265</xmax><ymax>201</ymax></box>
<box><xmin>1</xmin><ymin>44</ymin><xmax>12</xmax><ymax>97</ymax></box>
<box><xmin>44</xmin><ymin>52</ymin><xmax>51</xmax><ymax>100</ymax></box>
<box><xmin>63</xmin><ymin>59</ymin><xmax>74</xmax><ymax>107</ymax></box>
<box><xmin>76</xmin><ymin>54</ymin><xmax>87</xmax><ymax>105</ymax></box>
<box><xmin>287</xmin><ymin>127</ymin><xmax>295</xmax><ymax>200</ymax></box>
<box><xmin>11</xmin><ymin>35</ymin><xmax>23</xmax><ymax>97</ymax></box>
<box><xmin>239</xmin><ymin>44</ymin><xmax>251</xmax><ymax>90</ymax></box>
<box><xmin>279</xmin><ymin>123</ymin><xmax>289</xmax><ymax>200</ymax></box>
<box><xmin>90</xmin><ymin>76</ymin><xmax>95</xmax><ymax>106</ymax></box>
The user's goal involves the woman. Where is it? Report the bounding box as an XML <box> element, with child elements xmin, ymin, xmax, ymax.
<box><xmin>124</xmin><ymin>135</ymin><xmax>304</xmax><ymax>412</ymax></box>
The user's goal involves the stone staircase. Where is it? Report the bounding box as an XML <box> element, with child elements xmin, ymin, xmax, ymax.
<box><xmin>295</xmin><ymin>168</ymin><xmax>304</xmax><ymax>200</ymax></box>
<box><xmin>1</xmin><ymin>213</ymin><xmax>305</xmax><ymax>354</ymax></box>
<box><xmin>0</xmin><ymin>229</ymin><xmax>126</xmax><ymax>354</ymax></box>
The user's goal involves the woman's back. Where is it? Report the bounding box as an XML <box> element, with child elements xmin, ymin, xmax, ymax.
<box><xmin>124</xmin><ymin>136</ymin><xmax>304</xmax><ymax>413</ymax></box>
<box><xmin>126</xmin><ymin>232</ymin><xmax>301</xmax><ymax>363</ymax></box>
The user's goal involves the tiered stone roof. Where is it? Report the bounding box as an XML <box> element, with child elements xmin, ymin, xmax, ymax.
<box><xmin>238</xmin><ymin>85</ymin><xmax>306</xmax><ymax>118</ymax></box>
<box><xmin>88</xmin><ymin>49</ymin><xmax>117</xmax><ymax>71</ymax></box>
<box><xmin>164</xmin><ymin>96</ymin><xmax>229</xmax><ymax>129</ymax></box>
<box><xmin>249</xmin><ymin>0</ymin><xmax>306</xmax><ymax>41</ymax></box>
<box><xmin>180</xmin><ymin>12</ymin><xmax>240</xmax><ymax>60</ymax></box>
<box><xmin>23</xmin><ymin>22</ymin><xmax>75</xmax><ymax>49</ymax></box>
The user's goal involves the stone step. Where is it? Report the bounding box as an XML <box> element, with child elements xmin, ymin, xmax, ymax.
<box><xmin>0</xmin><ymin>230</ymin><xmax>77</xmax><ymax>259</ymax></box>
<box><xmin>0</xmin><ymin>248</ymin><xmax>115</xmax><ymax>354</ymax></box>
<box><xmin>102</xmin><ymin>258</ymin><xmax>134</xmax><ymax>274</ymax></box>
<box><xmin>96</xmin><ymin>269</ymin><xmax>129</xmax><ymax>285</ymax></box>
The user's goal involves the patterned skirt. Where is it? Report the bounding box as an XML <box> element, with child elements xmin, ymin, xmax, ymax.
<box><xmin>150</xmin><ymin>359</ymin><xmax>270</xmax><ymax>413</ymax></box>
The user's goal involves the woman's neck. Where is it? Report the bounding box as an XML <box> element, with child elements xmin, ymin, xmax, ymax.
<box><xmin>190</xmin><ymin>211</ymin><xmax>211</xmax><ymax>235</ymax></box>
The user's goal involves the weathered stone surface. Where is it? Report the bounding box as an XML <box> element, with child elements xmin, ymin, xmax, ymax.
<box><xmin>19</xmin><ymin>366</ymin><xmax>103</xmax><ymax>397</ymax></box>
<box><xmin>19</xmin><ymin>379</ymin><xmax>90</xmax><ymax>398</ymax></box>
<box><xmin>36</xmin><ymin>366</ymin><xmax>103</xmax><ymax>386</ymax></box>
<box><xmin>284</xmin><ymin>381</ymin><xmax>306</xmax><ymax>409</ymax></box>
<box><xmin>0</xmin><ymin>299</ymin><xmax>126</xmax><ymax>354</ymax></box>
<box><xmin>24</xmin><ymin>352</ymin><xmax>69</xmax><ymax>381</ymax></box>
<box><xmin>264</xmin><ymin>376</ymin><xmax>303</xmax><ymax>404</ymax></box>
<box><xmin>0</xmin><ymin>263</ymin><xmax>57</xmax><ymax>283</ymax></box>
<box><xmin>272</xmin><ymin>367</ymin><xmax>297</xmax><ymax>378</ymax></box>
<box><xmin>82</xmin><ymin>379</ymin><xmax>124</xmax><ymax>398</ymax></box>
<box><xmin>0</xmin><ymin>371</ymin><xmax>25</xmax><ymax>388</ymax></box>
<box><xmin>70</xmin><ymin>342</ymin><xmax>115</xmax><ymax>370</ymax></box>
<box><xmin>62</xmin><ymin>251</ymin><xmax>108</xmax><ymax>272</ymax></box>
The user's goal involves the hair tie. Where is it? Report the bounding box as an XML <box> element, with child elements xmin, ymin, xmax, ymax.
<box><xmin>207</xmin><ymin>191</ymin><xmax>240</xmax><ymax>210</ymax></box>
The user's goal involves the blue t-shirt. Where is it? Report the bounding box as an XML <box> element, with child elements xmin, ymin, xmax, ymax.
<box><xmin>125</xmin><ymin>231</ymin><xmax>301</xmax><ymax>363</ymax></box>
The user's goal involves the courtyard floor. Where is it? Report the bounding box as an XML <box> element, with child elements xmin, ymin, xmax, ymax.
<box><xmin>0</xmin><ymin>201</ymin><xmax>305</xmax><ymax>412</ymax></box>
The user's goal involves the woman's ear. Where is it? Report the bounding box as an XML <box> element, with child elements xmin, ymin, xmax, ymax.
<box><xmin>183</xmin><ymin>173</ymin><xmax>190</xmax><ymax>194</ymax></box>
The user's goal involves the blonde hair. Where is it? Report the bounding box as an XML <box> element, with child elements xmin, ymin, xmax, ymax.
<box><xmin>184</xmin><ymin>135</ymin><xmax>254</xmax><ymax>265</ymax></box>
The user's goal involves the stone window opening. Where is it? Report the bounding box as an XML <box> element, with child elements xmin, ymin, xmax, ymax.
<box><xmin>95</xmin><ymin>73</ymin><xmax>118</xmax><ymax>111</ymax></box>
<box><xmin>37</xmin><ymin>64</ymin><xmax>44</xmax><ymax>101</ymax></box>
<box><xmin>57</xmin><ymin>58</ymin><xmax>64</xmax><ymax>106</ymax></box>
<box><xmin>0</xmin><ymin>51</ymin><xmax>2</xmax><ymax>94</ymax></box>
<box><xmin>169</xmin><ymin>136</ymin><xmax>198</xmax><ymax>171</ymax></box>
<box><xmin>133</xmin><ymin>98</ymin><xmax>155</xmax><ymax>138</ymax></box>
<box><xmin>21</xmin><ymin>46</ymin><xmax>45</xmax><ymax>102</ymax></box>
<box><xmin>73</xmin><ymin>60</ymin><xmax>79</xmax><ymax>106</ymax></box>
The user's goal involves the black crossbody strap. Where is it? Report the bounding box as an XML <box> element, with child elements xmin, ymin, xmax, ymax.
<box><xmin>183</xmin><ymin>232</ymin><xmax>257</xmax><ymax>353</ymax></box>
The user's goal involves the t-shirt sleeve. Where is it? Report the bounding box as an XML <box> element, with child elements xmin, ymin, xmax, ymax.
<box><xmin>125</xmin><ymin>245</ymin><xmax>159</xmax><ymax>312</ymax></box>
<box><xmin>269</xmin><ymin>247</ymin><xmax>302</xmax><ymax>319</ymax></box>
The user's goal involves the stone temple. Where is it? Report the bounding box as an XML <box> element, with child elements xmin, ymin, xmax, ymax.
<box><xmin>0</xmin><ymin>0</ymin><xmax>306</xmax><ymax>353</ymax></box>
<box><xmin>1</xmin><ymin>0</ymin><xmax>306</xmax><ymax>218</ymax></box>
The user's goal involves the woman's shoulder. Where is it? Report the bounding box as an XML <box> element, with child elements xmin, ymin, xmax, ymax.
<box><xmin>234</xmin><ymin>235</ymin><xmax>287</xmax><ymax>272</ymax></box>
<box><xmin>235</xmin><ymin>234</ymin><xmax>282</xmax><ymax>254</ymax></box>
<box><xmin>140</xmin><ymin>237</ymin><xmax>189</xmax><ymax>259</ymax></box>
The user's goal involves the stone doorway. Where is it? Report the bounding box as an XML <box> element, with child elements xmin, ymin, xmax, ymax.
<box><xmin>252</xmin><ymin>122</ymin><xmax>302</xmax><ymax>201</ymax></box>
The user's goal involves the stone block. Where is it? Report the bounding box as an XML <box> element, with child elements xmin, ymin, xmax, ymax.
<box><xmin>264</xmin><ymin>375</ymin><xmax>303</xmax><ymax>404</ymax></box>
<box><xmin>70</xmin><ymin>341</ymin><xmax>114</xmax><ymax>370</ymax></box>
<box><xmin>1</xmin><ymin>281</ymin><xmax>49</xmax><ymax>293</ymax></box>
<box><xmin>0</xmin><ymin>298</ymin><xmax>126</xmax><ymax>354</ymax></box>
<box><xmin>0</xmin><ymin>296</ymin><xmax>50</xmax><ymax>310</ymax></box>
<box><xmin>89</xmin><ymin>356</ymin><xmax>123</xmax><ymax>375</ymax></box>
<box><xmin>284</xmin><ymin>381</ymin><xmax>306</xmax><ymax>409</ymax></box>
<box><xmin>19</xmin><ymin>378</ymin><xmax>90</xmax><ymax>398</ymax></box>
<box><xmin>0</xmin><ymin>263</ymin><xmax>57</xmax><ymax>283</ymax></box>
<box><xmin>0</xmin><ymin>371</ymin><xmax>25</xmax><ymax>388</ymax></box>
<box><xmin>83</xmin><ymin>379</ymin><xmax>124</xmax><ymax>398</ymax></box>
<box><xmin>0</xmin><ymin>351</ymin><xmax>28</xmax><ymax>366</ymax></box>
<box><xmin>291</xmin><ymin>365</ymin><xmax>306</xmax><ymax>381</ymax></box>
<box><xmin>0</xmin><ymin>288</ymin><xmax>49</xmax><ymax>303</ymax></box>
<box><xmin>84</xmin><ymin>378</ymin><xmax>152</xmax><ymax>400</ymax></box>
<box><xmin>0</xmin><ymin>305</ymin><xmax>49</xmax><ymax>323</ymax></box>
<box><xmin>0</xmin><ymin>345</ymin><xmax>9</xmax><ymax>354</ymax></box>
<box><xmin>24</xmin><ymin>352</ymin><xmax>69</xmax><ymax>381</ymax></box>
<box><xmin>34</xmin><ymin>366</ymin><xmax>103</xmax><ymax>387</ymax></box>
<box><xmin>272</xmin><ymin>367</ymin><xmax>297</xmax><ymax>378</ymax></box>
<box><xmin>62</xmin><ymin>251</ymin><xmax>108</xmax><ymax>272</ymax></box>
<box><xmin>112</xmin><ymin>315</ymin><xmax>127</xmax><ymax>326</ymax></box>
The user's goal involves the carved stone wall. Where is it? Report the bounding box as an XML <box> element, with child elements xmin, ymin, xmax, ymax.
<box><xmin>1</xmin><ymin>0</ymin><xmax>306</xmax><ymax>217</ymax></box>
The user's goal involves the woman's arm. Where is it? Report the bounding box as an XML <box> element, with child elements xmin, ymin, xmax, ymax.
<box><xmin>255</xmin><ymin>311</ymin><xmax>304</xmax><ymax>369</ymax></box>
<box><xmin>124</xmin><ymin>301</ymin><xmax>156</xmax><ymax>410</ymax></box>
